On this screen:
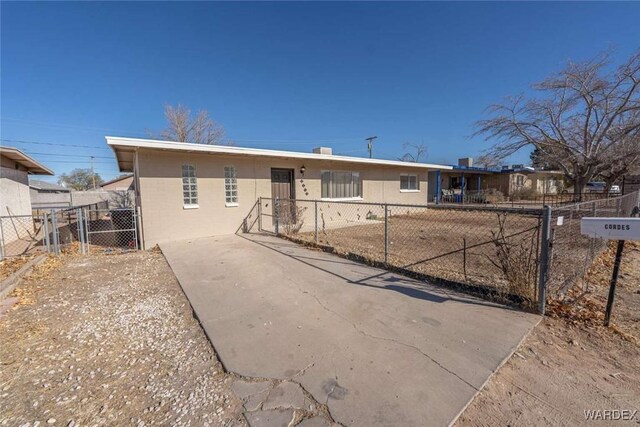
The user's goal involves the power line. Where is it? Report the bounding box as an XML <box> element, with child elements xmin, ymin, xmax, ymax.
<box><xmin>1</xmin><ymin>138</ymin><xmax>112</xmax><ymax>150</ymax></box>
<box><xmin>1</xmin><ymin>117</ymin><xmax>148</xmax><ymax>136</ymax></box>
<box><xmin>30</xmin><ymin>160</ymin><xmax>114</xmax><ymax>164</ymax></box>
<box><xmin>20</xmin><ymin>151</ymin><xmax>113</xmax><ymax>159</ymax></box>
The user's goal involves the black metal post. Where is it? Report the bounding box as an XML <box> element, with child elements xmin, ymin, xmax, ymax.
<box><xmin>604</xmin><ymin>240</ymin><xmax>625</xmax><ymax>327</ymax></box>
<box><xmin>537</xmin><ymin>205</ymin><xmax>552</xmax><ymax>314</ymax></box>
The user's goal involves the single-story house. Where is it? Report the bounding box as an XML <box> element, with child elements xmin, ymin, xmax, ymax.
<box><xmin>1</xmin><ymin>147</ymin><xmax>54</xmax><ymax>216</ymax></box>
<box><xmin>30</xmin><ymin>179</ymin><xmax>70</xmax><ymax>194</ymax></box>
<box><xmin>427</xmin><ymin>157</ymin><xmax>564</xmax><ymax>202</ymax></box>
<box><xmin>106</xmin><ymin>136</ymin><xmax>452</xmax><ymax>248</ymax></box>
<box><xmin>29</xmin><ymin>179</ymin><xmax>72</xmax><ymax>210</ymax></box>
<box><xmin>100</xmin><ymin>174</ymin><xmax>134</xmax><ymax>191</ymax></box>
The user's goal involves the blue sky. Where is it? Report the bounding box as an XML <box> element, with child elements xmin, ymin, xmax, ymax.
<box><xmin>2</xmin><ymin>2</ymin><xmax>639</xmax><ymax>182</ymax></box>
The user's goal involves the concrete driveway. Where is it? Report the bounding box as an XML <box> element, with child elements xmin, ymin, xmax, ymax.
<box><xmin>161</xmin><ymin>234</ymin><xmax>539</xmax><ymax>426</ymax></box>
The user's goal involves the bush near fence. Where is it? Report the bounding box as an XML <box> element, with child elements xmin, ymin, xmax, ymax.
<box><xmin>251</xmin><ymin>197</ymin><xmax>544</xmax><ymax>307</ymax></box>
<box><xmin>246</xmin><ymin>192</ymin><xmax>640</xmax><ymax>311</ymax></box>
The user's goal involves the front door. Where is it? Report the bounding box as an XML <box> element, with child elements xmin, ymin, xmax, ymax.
<box><xmin>271</xmin><ymin>169</ymin><xmax>295</xmax><ymax>226</ymax></box>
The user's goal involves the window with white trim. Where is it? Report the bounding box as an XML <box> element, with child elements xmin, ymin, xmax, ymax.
<box><xmin>224</xmin><ymin>166</ymin><xmax>238</xmax><ymax>205</ymax></box>
<box><xmin>321</xmin><ymin>171</ymin><xmax>361</xmax><ymax>199</ymax></box>
<box><xmin>182</xmin><ymin>164</ymin><xmax>198</xmax><ymax>206</ymax></box>
<box><xmin>516</xmin><ymin>175</ymin><xmax>525</xmax><ymax>187</ymax></box>
<box><xmin>400</xmin><ymin>174</ymin><xmax>419</xmax><ymax>191</ymax></box>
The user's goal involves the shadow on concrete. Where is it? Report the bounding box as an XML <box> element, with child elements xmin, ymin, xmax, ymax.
<box><xmin>238</xmin><ymin>232</ymin><xmax>512</xmax><ymax>310</ymax></box>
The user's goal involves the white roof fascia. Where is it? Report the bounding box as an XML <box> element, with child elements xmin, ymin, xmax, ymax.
<box><xmin>105</xmin><ymin>136</ymin><xmax>452</xmax><ymax>171</ymax></box>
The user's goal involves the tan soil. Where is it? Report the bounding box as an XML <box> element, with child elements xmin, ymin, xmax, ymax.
<box><xmin>457</xmin><ymin>241</ymin><xmax>640</xmax><ymax>426</ymax></box>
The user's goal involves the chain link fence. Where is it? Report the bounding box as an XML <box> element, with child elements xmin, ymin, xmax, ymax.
<box><xmin>0</xmin><ymin>206</ymin><xmax>140</xmax><ymax>260</ymax></box>
<box><xmin>250</xmin><ymin>197</ymin><xmax>545</xmax><ymax>307</ymax></box>
<box><xmin>542</xmin><ymin>191</ymin><xmax>640</xmax><ymax>302</ymax></box>
<box><xmin>244</xmin><ymin>192</ymin><xmax>640</xmax><ymax>312</ymax></box>
<box><xmin>0</xmin><ymin>214</ymin><xmax>52</xmax><ymax>259</ymax></box>
<box><xmin>84</xmin><ymin>208</ymin><xmax>139</xmax><ymax>253</ymax></box>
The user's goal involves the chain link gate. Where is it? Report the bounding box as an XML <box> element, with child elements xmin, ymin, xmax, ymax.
<box><xmin>0</xmin><ymin>207</ymin><xmax>141</xmax><ymax>260</ymax></box>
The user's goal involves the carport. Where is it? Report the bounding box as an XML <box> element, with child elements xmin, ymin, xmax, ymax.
<box><xmin>161</xmin><ymin>233</ymin><xmax>539</xmax><ymax>426</ymax></box>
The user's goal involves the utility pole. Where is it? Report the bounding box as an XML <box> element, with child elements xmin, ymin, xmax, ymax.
<box><xmin>90</xmin><ymin>156</ymin><xmax>96</xmax><ymax>189</ymax></box>
<box><xmin>365</xmin><ymin>136</ymin><xmax>378</xmax><ymax>159</ymax></box>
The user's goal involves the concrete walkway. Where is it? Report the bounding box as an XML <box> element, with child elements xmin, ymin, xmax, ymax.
<box><xmin>161</xmin><ymin>234</ymin><xmax>539</xmax><ymax>426</ymax></box>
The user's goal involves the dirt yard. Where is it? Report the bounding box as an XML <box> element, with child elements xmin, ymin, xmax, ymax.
<box><xmin>292</xmin><ymin>207</ymin><xmax>542</xmax><ymax>303</ymax></box>
<box><xmin>0</xmin><ymin>251</ymin><xmax>246</xmax><ymax>426</ymax></box>
<box><xmin>457</xmin><ymin>241</ymin><xmax>640</xmax><ymax>426</ymax></box>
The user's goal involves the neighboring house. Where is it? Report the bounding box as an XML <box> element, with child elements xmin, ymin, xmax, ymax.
<box><xmin>29</xmin><ymin>179</ymin><xmax>72</xmax><ymax>209</ymax></box>
<box><xmin>100</xmin><ymin>175</ymin><xmax>134</xmax><ymax>191</ymax></box>
<box><xmin>1</xmin><ymin>146</ymin><xmax>54</xmax><ymax>216</ymax></box>
<box><xmin>427</xmin><ymin>157</ymin><xmax>564</xmax><ymax>202</ymax></box>
<box><xmin>107</xmin><ymin>136</ymin><xmax>452</xmax><ymax>248</ymax></box>
<box><xmin>30</xmin><ymin>179</ymin><xmax>70</xmax><ymax>194</ymax></box>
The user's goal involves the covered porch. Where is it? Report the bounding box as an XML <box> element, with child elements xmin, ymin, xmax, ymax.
<box><xmin>428</xmin><ymin>168</ymin><xmax>495</xmax><ymax>204</ymax></box>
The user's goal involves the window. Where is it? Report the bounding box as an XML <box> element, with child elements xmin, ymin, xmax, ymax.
<box><xmin>224</xmin><ymin>166</ymin><xmax>238</xmax><ymax>205</ymax></box>
<box><xmin>516</xmin><ymin>175</ymin><xmax>525</xmax><ymax>187</ymax></box>
<box><xmin>182</xmin><ymin>164</ymin><xmax>198</xmax><ymax>206</ymax></box>
<box><xmin>400</xmin><ymin>174</ymin><xmax>419</xmax><ymax>191</ymax></box>
<box><xmin>321</xmin><ymin>171</ymin><xmax>361</xmax><ymax>199</ymax></box>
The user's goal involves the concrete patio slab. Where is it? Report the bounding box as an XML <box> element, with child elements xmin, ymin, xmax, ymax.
<box><xmin>161</xmin><ymin>233</ymin><xmax>539</xmax><ymax>426</ymax></box>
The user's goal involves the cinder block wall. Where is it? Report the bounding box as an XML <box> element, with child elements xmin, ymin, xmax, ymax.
<box><xmin>136</xmin><ymin>149</ymin><xmax>430</xmax><ymax>247</ymax></box>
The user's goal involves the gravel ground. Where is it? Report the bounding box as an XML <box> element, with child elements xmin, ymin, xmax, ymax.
<box><xmin>0</xmin><ymin>251</ymin><xmax>246</xmax><ymax>426</ymax></box>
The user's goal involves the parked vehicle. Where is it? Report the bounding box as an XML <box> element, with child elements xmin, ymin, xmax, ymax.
<box><xmin>585</xmin><ymin>182</ymin><xmax>606</xmax><ymax>193</ymax></box>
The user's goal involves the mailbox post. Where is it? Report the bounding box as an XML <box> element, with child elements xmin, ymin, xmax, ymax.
<box><xmin>580</xmin><ymin>217</ymin><xmax>640</xmax><ymax>326</ymax></box>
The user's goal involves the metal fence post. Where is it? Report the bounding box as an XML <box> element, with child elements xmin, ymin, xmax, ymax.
<box><xmin>0</xmin><ymin>218</ymin><xmax>4</xmax><ymax>261</ymax></box>
<box><xmin>314</xmin><ymin>200</ymin><xmax>318</xmax><ymax>243</ymax></box>
<box><xmin>274</xmin><ymin>198</ymin><xmax>280</xmax><ymax>236</ymax></box>
<box><xmin>537</xmin><ymin>205</ymin><xmax>552</xmax><ymax>314</ymax></box>
<box><xmin>51</xmin><ymin>210</ymin><xmax>60</xmax><ymax>256</ymax></box>
<box><xmin>384</xmin><ymin>203</ymin><xmax>389</xmax><ymax>264</ymax></box>
<box><xmin>132</xmin><ymin>208</ymin><xmax>139</xmax><ymax>250</ymax></box>
<box><xmin>258</xmin><ymin>198</ymin><xmax>263</xmax><ymax>232</ymax></box>
<box><xmin>83</xmin><ymin>208</ymin><xmax>89</xmax><ymax>250</ymax></box>
<box><xmin>77</xmin><ymin>208</ymin><xmax>86</xmax><ymax>254</ymax></box>
<box><xmin>136</xmin><ymin>205</ymin><xmax>144</xmax><ymax>250</ymax></box>
<box><xmin>43</xmin><ymin>213</ymin><xmax>50</xmax><ymax>253</ymax></box>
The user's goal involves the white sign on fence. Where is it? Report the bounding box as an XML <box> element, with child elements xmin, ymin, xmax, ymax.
<box><xmin>580</xmin><ymin>217</ymin><xmax>640</xmax><ymax>240</ymax></box>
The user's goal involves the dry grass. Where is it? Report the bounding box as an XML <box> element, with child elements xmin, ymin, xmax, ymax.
<box><xmin>0</xmin><ymin>255</ymin><xmax>39</xmax><ymax>281</ymax></box>
<box><xmin>287</xmin><ymin>208</ymin><xmax>541</xmax><ymax>304</ymax></box>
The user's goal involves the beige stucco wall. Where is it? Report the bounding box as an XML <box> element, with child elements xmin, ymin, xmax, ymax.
<box><xmin>0</xmin><ymin>156</ymin><xmax>32</xmax><ymax>216</ymax></box>
<box><xmin>136</xmin><ymin>149</ymin><xmax>430</xmax><ymax>247</ymax></box>
<box><xmin>101</xmin><ymin>176</ymin><xmax>134</xmax><ymax>191</ymax></box>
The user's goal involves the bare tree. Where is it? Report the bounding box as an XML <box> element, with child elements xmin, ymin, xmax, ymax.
<box><xmin>475</xmin><ymin>50</ymin><xmax>640</xmax><ymax>197</ymax></box>
<box><xmin>475</xmin><ymin>153</ymin><xmax>502</xmax><ymax>169</ymax></box>
<box><xmin>158</xmin><ymin>104</ymin><xmax>233</xmax><ymax>145</ymax></box>
<box><xmin>399</xmin><ymin>141</ymin><xmax>428</xmax><ymax>162</ymax></box>
<box><xmin>598</xmin><ymin>137</ymin><xmax>640</xmax><ymax>192</ymax></box>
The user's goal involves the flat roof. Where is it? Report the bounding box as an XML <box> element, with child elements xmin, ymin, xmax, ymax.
<box><xmin>29</xmin><ymin>179</ymin><xmax>69</xmax><ymax>192</ymax></box>
<box><xmin>106</xmin><ymin>136</ymin><xmax>453</xmax><ymax>173</ymax></box>
<box><xmin>0</xmin><ymin>146</ymin><xmax>54</xmax><ymax>175</ymax></box>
